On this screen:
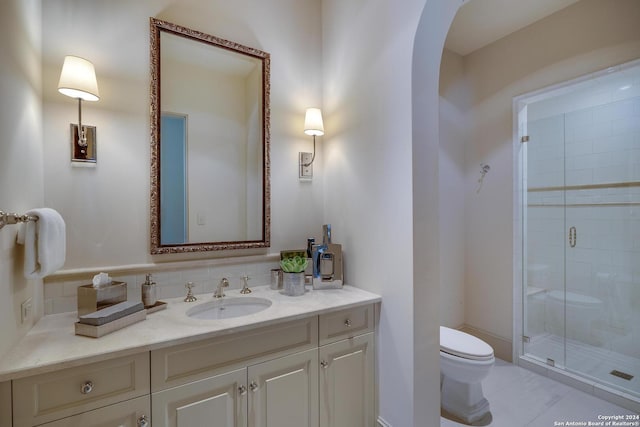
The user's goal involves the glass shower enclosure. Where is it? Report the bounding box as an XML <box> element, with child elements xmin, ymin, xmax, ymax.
<box><xmin>519</xmin><ymin>60</ymin><xmax>640</xmax><ymax>400</ymax></box>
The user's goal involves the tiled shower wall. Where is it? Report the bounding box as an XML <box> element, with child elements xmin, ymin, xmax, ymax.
<box><xmin>43</xmin><ymin>259</ymin><xmax>279</xmax><ymax>315</ymax></box>
<box><xmin>526</xmin><ymin>95</ymin><xmax>640</xmax><ymax>358</ymax></box>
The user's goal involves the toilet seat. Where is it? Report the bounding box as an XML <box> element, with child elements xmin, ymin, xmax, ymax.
<box><xmin>440</xmin><ymin>326</ymin><xmax>494</xmax><ymax>361</ymax></box>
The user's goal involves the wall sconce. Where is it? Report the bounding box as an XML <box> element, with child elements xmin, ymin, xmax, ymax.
<box><xmin>299</xmin><ymin>107</ymin><xmax>324</xmax><ymax>180</ymax></box>
<box><xmin>58</xmin><ymin>55</ymin><xmax>100</xmax><ymax>163</ymax></box>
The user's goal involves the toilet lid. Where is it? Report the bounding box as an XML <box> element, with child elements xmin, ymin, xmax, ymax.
<box><xmin>440</xmin><ymin>327</ymin><xmax>494</xmax><ymax>361</ymax></box>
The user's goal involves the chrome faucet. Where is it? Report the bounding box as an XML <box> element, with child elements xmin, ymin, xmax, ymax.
<box><xmin>214</xmin><ymin>277</ymin><xmax>229</xmax><ymax>298</ymax></box>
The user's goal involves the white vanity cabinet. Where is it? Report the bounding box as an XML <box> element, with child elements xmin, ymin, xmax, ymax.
<box><xmin>151</xmin><ymin>316</ymin><xmax>319</xmax><ymax>427</ymax></box>
<box><xmin>318</xmin><ymin>304</ymin><xmax>375</xmax><ymax>427</ymax></box>
<box><xmin>7</xmin><ymin>300</ymin><xmax>378</xmax><ymax>427</ymax></box>
<box><xmin>151</xmin><ymin>348</ymin><xmax>319</xmax><ymax>427</ymax></box>
<box><xmin>151</xmin><ymin>305</ymin><xmax>375</xmax><ymax>427</ymax></box>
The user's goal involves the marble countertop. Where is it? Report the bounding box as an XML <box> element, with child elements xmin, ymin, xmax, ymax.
<box><xmin>0</xmin><ymin>285</ymin><xmax>380</xmax><ymax>382</ymax></box>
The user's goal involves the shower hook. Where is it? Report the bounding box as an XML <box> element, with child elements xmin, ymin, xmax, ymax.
<box><xmin>476</xmin><ymin>163</ymin><xmax>490</xmax><ymax>194</ymax></box>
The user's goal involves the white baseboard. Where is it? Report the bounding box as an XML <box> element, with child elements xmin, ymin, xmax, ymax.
<box><xmin>460</xmin><ymin>324</ymin><xmax>512</xmax><ymax>362</ymax></box>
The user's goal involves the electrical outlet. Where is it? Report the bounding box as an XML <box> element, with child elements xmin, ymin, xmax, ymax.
<box><xmin>299</xmin><ymin>152</ymin><xmax>313</xmax><ymax>180</ymax></box>
<box><xmin>21</xmin><ymin>298</ymin><xmax>32</xmax><ymax>324</ymax></box>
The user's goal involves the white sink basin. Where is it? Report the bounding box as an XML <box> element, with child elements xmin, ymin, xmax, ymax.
<box><xmin>186</xmin><ymin>297</ymin><xmax>272</xmax><ymax>320</ymax></box>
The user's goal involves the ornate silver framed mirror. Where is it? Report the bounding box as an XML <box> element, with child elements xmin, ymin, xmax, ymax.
<box><xmin>150</xmin><ymin>18</ymin><xmax>270</xmax><ymax>254</ymax></box>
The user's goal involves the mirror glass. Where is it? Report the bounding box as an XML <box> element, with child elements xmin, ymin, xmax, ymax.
<box><xmin>150</xmin><ymin>18</ymin><xmax>270</xmax><ymax>254</ymax></box>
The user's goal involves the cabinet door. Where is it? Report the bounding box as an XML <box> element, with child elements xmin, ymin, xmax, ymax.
<box><xmin>152</xmin><ymin>368</ymin><xmax>247</xmax><ymax>427</ymax></box>
<box><xmin>319</xmin><ymin>333</ymin><xmax>374</xmax><ymax>427</ymax></box>
<box><xmin>38</xmin><ymin>395</ymin><xmax>150</xmax><ymax>427</ymax></box>
<box><xmin>247</xmin><ymin>348</ymin><xmax>318</xmax><ymax>427</ymax></box>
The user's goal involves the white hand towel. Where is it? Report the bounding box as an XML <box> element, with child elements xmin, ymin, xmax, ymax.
<box><xmin>16</xmin><ymin>208</ymin><xmax>66</xmax><ymax>279</ymax></box>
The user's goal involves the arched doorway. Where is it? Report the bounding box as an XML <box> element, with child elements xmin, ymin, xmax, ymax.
<box><xmin>413</xmin><ymin>1</ymin><xmax>640</xmax><ymax>423</ymax></box>
<box><xmin>411</xmin><ymin>1</ymin><xmax>464</xmax><ymax>425</ymax></box>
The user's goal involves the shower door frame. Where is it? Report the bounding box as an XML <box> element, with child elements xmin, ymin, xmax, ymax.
<box><xmin>511</xmin><ymin>58</ymin><xmax>640</xmax><ymax>411</ymax></box>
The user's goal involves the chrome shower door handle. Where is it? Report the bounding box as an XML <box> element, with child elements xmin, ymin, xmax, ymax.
<box><xmin>569</xmin><ymin>226</ymin><xmax>577</xmax><ymax>248</ymax></box>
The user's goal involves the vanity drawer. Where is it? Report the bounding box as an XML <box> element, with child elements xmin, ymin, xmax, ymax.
<box><xmin>13</xmin><ymin>353</ymin><xmax>150</xmax><ymax>427</ymax></box>
<box><xmin>151</xmin><ymin>316</ymin><xmax>318</xmax><ymax>391</ymax></box>
<box><xmin>319</xmin><ymin>304</ymin><xmax>374</xmax><ymax>346</ymax></box>
<box><xmin>38</xmin><ymin>395</ymin><xmax>150</xmax><ymax>427</ymax></box>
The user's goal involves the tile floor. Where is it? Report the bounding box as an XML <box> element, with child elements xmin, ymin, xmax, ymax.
<box><xmin>441</xmin><ymin>359</ymin><xmax>639</xmax><ymax>427</ymax></box>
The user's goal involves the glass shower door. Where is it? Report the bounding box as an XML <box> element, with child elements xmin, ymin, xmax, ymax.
<box><xmin>563</xmin><ymin>98</ymin><xmax>640</xmax><ymax>398</ymax></box>
<box><xmin>523</xmin><ymin>114</ymin><xmax>567</xmax><ymax>368</ymax></box>
<box><xmin>520</xmin><ymin>63</ymin><xmax>640</xmax><ymax>399</ymax></box>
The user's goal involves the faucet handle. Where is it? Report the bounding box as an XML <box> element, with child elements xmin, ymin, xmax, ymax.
<box><xmin>240</xmin><ymin>275</ymin><xmax>252</xmax><ymax>294</ymax></box>
<box><xmin>184</xmin><ymin>282</ymin><xmax>197</xmax><ymax>302</ymax></box>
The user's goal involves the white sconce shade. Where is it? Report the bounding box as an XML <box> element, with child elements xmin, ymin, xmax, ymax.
<box><xmin>58</xmin><ymin>55</ymin><xmax>100</xmax><ymax>163</ymax></box>
<box><xmin>58</xmin><ymin>56</ymin><xmax>100</xmax><ymax>101</ymax></box>
<box><xmin>304</xmin><ymin>108</ymin><xmax>324</xmax><ymax>136</ymax></box>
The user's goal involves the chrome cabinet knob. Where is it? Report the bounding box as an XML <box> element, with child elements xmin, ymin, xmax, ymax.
<box><xmin>320</xmin><ymin>360</ymin><xmax>329</xmax><ymax>369</ymax></box>
<box><xmin>344</xmin><ymin>319</ymin><xmax>352</xmax><ymax>327</ymax></box>
<box><xmin>80</xmin><ymin>381</ymin><xmax>93</xmax><ymax>394</ymax></box>
<box><xmin>238</xmin><ymin>385</ymin><xmax>247</xmax><ymax>396</ymax></box>
<box><xmin>249</xmin><ymin>381</ymin><xmax>259</xmax><ymax>392</ymax></box>
<box><xmin>137</xmin><ymin>415</ymin><xmax>149</xmax><ymax>427</ymax></box>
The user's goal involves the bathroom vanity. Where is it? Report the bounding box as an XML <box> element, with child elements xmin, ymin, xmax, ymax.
<box><xmin>0</xmin><ymin>285</ymin><xmax>379</xmax><ymax>427</ymax></box>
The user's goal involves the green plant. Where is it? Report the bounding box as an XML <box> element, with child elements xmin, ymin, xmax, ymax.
<box><xmin>280</xmin><ymin>256</ymin><xmax>308</xmax><ymax>273</ymax></box>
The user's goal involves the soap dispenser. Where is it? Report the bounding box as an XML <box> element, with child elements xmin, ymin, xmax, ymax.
<box><xmin>141</xmin><ymin>274</ymin><xmax>157</xmax><ymax>308</ymax></box>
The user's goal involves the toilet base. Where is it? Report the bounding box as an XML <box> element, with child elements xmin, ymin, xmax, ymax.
<box><xmin>441</xmin><ymin>377</ymin><xmax>491</xmax><ymax>424</ymax></box>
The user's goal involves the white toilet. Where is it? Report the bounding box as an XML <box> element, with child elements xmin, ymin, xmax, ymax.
<box><xmin>440</xmin><ymin>326</ymin><xmax>495</xmax><ymax>424</ymax></box>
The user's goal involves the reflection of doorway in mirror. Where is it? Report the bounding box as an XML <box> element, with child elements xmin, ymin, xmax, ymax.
<box><xmin>160</xmin><ymin>113</ymin><xmax>188</xmax><ymax>244</ymax></box>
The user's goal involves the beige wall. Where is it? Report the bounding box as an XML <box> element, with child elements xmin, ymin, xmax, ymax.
<box><xmin>439</xmin><ymin>48</ymin><xmax>468</xmax><ymax>329</ymax></box>
<box><xmin>40</xmin><ymin>0</ymin><xmax>324</xmax><ymax>271</ymax></box>
<box><xmin>321</xmin><ymin>0</ymin><xmax>433</xmax><ymax>424</ymax></box>
<box><xmin>0</xmin><ymin>0</ymin><xmax>43</xmax><ymax>357</ymax></box>
<box><xmin>439</xmin><ymin>0</ymin><xmax>640</xmax><ymax>351</ymax></box>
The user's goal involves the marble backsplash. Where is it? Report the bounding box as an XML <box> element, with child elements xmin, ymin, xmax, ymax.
<box><xmin>43</xmin><ymin>257</ymin><xmax>280</xmax><ymax>315</ymax></box>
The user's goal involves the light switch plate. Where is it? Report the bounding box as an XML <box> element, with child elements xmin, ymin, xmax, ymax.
<box><xmin>299</xmin><ymin>152</ymin><xmax>313</xmax><ymax>180</ymax></box>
